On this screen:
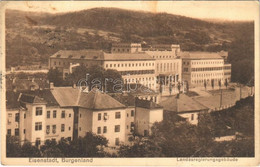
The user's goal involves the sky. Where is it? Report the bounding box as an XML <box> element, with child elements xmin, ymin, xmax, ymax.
<box><xmin>3</xmin><ymin>1</ymin><xmax>259</xmax><ymax>21</ymax></box>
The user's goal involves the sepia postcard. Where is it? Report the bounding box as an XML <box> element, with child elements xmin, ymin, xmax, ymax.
<box><xmin>0</xmin><ymin>1</ymin><xmax>259</xmax><ymax>166</ymax></box>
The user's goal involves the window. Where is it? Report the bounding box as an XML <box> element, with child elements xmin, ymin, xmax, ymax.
<box><xmin>35</xmin><ymin>122</ymin><xmax>42</xmax><ymax>131</ymax></box>
<box><xmin>61</xmin><ymin>111</ymin><xmax>65</xmax><ymax>118</ymax></box>
<box><xmin>53</xmin><ymin>110</ymin><xmax>57</xmax><ymax>118</ymax></box>
<box><xmin>35</xmin><ymin>138</ymin><xmax>41</xmax><ymax>147</ymax></box>
<box><xmin>115</xmin><ymin>112</ymin><xmax>121</xmax><ymax>119</ymax></box>
<box><xmin>115</xmin><ymin>138</ymin><xmax>120</xmax><ymax>146</ymax></box>
<box><xmin>69</xmin><ymin>127</ymin><xmax>71</xmax><ymax>131</ymax></box>
<box><xmin>131</xmin><ymin>110</ymin><xmax>134</xmax><ymax>117</ymax></box>
<box><xmin>7</xmin><ymin>129</ymin><xmax>11</xmax><ymax>135</ymax></box>
<box><xmin>115</xmin><ymin>125</ymin><xmax>120</xmax><ymax>132</ymax></box>
<box><xmin>191</xmin><ymin>114</ymin><xmax>194</xmax><ymax>121</ymax></box>
<box><xmin>97</xmin><ymin>127</ymin><xmax>101</xmax><ymax>134</ymax></box>
<box><xmin>103</xmin><ymin>126</ymin><xmax>107</xmax><ymax>133</ymax></box>
<box><xmin>15</xmin><ymin>128</ymin><xmax>19</xmax><ymax>136</ymax></box>
<box><xmin>15</xmin><ymin>113</ymin><xmax>19</xmax><ymax>122</ymax></box>
<box><xmin>61</xmin><ymin>124</ymin><xmax>65</xmax><ymax>132</ymax></box>
<box><xmin>130</xmin><ymin>122</ymin><xmax>134</xmax><ymax>132</ymax></box>
<box><xmin>104</xmin><ymin>113</ymin><xmax>108</xmax><ymax>120</ymax></box>
<box><xmin>69</xmin><ymin>114</ymin><xmax>71</xmax><ymax>117</ymax></box>
<box><xmin>52</xmin><ymin>125</ymin><xmax>56</xmax><ymax>134</ymax></box>
<box><xmin>144</xmin><ymin>130</ymin><xmax>148</xmax><ymax>137</ymax></box>
<box><xmin>24</xmin><ymin>114</ymin><xmax>26</xmax><ymax>119</ymax></box>
<box><xmin>47</xmin><ymin>111</ymin><xmax>50</xmax><ymax>118</ymax></box>
<box><xmin>46</xmin><ymin>125</ymin><xmax>50</xmax><ymax>134</ymax></box>
<box><xmin>67</xmin><ymin>137</ymin><xmax>72</xmax><ymax>141</ymax></box>
<box><xmin>98</xmin><ymin>113</ymin><xmax>101</xmax><ymax>121</ymax></box>
<box><xmin>127</xmin><ymin>113</ymin><xmax>129</xmax><ymax>117</ymax></box>
<box><xmin>36</xmin><ymin>107</ymin><xmax>43</xmax><ymax>116</ymax></box>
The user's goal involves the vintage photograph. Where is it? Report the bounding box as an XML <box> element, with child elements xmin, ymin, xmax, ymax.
<box><xmin>1</xmin><ymin>1</ymin><xmax>259</xmax><ymax>166</ymax></box>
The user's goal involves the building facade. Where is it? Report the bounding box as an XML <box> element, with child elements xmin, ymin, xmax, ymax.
<box><xmin>180</xmin><ymin>52</ymin><xmax>231</xmax><ymax>87</ymax></box>
<box><xmin>6</xmin><ymin>87</ymin><xmax>163</xmax><ymax>147</ymax></box>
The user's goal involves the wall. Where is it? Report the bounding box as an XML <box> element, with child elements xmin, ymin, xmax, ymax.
<box><xmin>178</xmin><ymin>112</ymin><xmax>199</xmax><ymax>125</ymax></box>
<box><xmin>78</xmin><ymin>108</ymin><xmax>93</xmax><ymax>137</ymax></box>
<box><xmin>45</xmin><ymin>107</ymin><xmax>74</xmax><ymax>141</ymax></box>
<box><xmin>135</xmin><ymin>107</ymin><xmax>150</xmax><ymax>136</ymax></box>
<box><xmin>92</xmin><ymin>108</ymin><xmax>126</xmax><ymax>146</ymax></box>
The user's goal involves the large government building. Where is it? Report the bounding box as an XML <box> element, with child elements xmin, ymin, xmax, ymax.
<box><xmin>49</xmin><ymin>43</ymin><xmax>231</xmax><ymax>90</ymax></box>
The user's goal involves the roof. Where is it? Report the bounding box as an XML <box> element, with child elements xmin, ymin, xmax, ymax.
<box><xmin>110</xmin><ymin>93</ymin><xmax>136</xmax><ymax>107</ymax></box>
<box><xmin>51</xmin><ymin>87</ymin><xmax>125</xmax><ymax>110</ymax></box>
<box><xmin>50</xmin><ymin>87</ymin><xmax>81</xmax><ymax>107</ymax></box>
<box><xmin>103</xmin><ymin>52</ymin><xmax>154</xmax><ymax>61</ymax></box>
<box><xmin>6</xmin><ymin>78</ymin><xmax>49</xmax><ymax>91</ymax></box>
<box><xmin>50</xmin><ymin>50</ymin><xmax>104</xmax><ymax>60</ymax></box>
<box><xmin>6</xmin><ymin>91</ymin><xmax>21</xmax><ymax>110</ymax></box>
<box><xmin>136</xmin><ymin>98</ymin><xmax>162</xmax><ymax>109</ymax></box>
<box><xmin>124</xmin><ymin>84</ymin><xmax>158</xmax><ymax>96</ymax></box>
<box><xmin>50</xmin><ymin>50</ymin><xmax>154</xmax><ymax>61</ymax></box>
<box><xmin>159</xmin><ymin>94</ymin><xmax>208</xmax><ymax>113</ymax></box>
<box><xmin>78</xmin><ymin>89</ymin><xmax>125</xmax><ymax>110</ymax></box>
<box><xmin>21</xmin><ymin>89</ymin><xmax>59</xmax><ymax>107</ymax></box>
<box><xmin>178</xmin><ymin>52</ymin><xmax>223</xmax><ymax>60</ymax></box>
<box><xmin>19</xmin><ymin>94</ymin><xmax>46</xmax><ymax>104</ymax></box>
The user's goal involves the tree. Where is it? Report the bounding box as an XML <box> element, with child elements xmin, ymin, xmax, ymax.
<box><xmin>47</xmin><ymin>68</ymin><xmax>64</xmax><ymax>86</ymax></box>
<box><xmin>69</xmin><ymin>132</ymin><xmax>108</xmax><ymax>157</ymax></box>
<box><xmin>67</xmin><ymin>65</ymin><xmax>122</xmax><ymax>93</ymax></box>
<box><xmin>20</xmin><ymin>142</ymin><xmax>41</xmax><ymax>157</ymax></box>
<box><xmin>6</xmin><ymin>135</ymin><xmax>21</xmax><ymax>157</ymax></box>
<box><xmin>40</xmin><ymin>139</ymin><xmax>64</xmax><ymax>157</ymax></box>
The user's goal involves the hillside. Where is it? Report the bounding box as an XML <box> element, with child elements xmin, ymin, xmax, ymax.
<box><xmin>5</xmin><ymin>8</ymin><xmax>254</xmax><ymax>84</ymax></box>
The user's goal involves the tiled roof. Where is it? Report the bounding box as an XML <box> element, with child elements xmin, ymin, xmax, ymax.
<box><xmin>78</xmin><ymin>89</ymin><xmax>125</xmax><ymax>110</ymax></box>
<box><xmin>50</xmin><ymin>50</ymin><xmax>154</xmax><ymax>61</ymax></box>
<box><xmin>110</xmin><ymin>93</ymin><xmax>136</xmax><ymax>107</ymax></box>
<box><xmin>124</xmin><ymin>84</ymin><xmax>158</xmax><ymax>96</ymax></box>
<box><xmin>159</xmin><ymin>94</ymin><xmax>208</xmax><ymax>113</ymax></box>
<box><xmin>51</xmin><ymin>87</ymin><xmax>125</xmax><ymax>110</ymax></box>
<box><xmin>22</xmin><ymin>90</ymin><xmax>59</xmax><ymax>107</ymax></box>
<box><xmin>136</xmin><ymin>98</ymin><xmax>162</xmax><ymax>109</ymax></box>
<box><xmin>50</xmin><ymin>50</ymin><xmax>104</xmax><ymax>60</ymax></box>
<box><xmin>103</xmin><ymin>52</ymin><xmax>154</xmax><ymax>61</ymax></box>
<box><xmin>19</xmin><ymin>94</ymin><xmax>46</xmax><ymax>104</ymax></box>
<box><xmin>50</xmin><ymin>87</ymin><xmax>81</xmax><ymax>107</ymax></box>
<box><xmin>6</xmin><ymin>91</ymin><xmax>21</xmax><ymax>110</ymax></box>
<box><xmin>6</xmin><ymin>79</ymin><xmax>49</xmax><ymax>91</ymax></box>
<box><xmin>178</xmin><ymin>52</ymin><xmax>223</xmax><ymax>59</ymax></box>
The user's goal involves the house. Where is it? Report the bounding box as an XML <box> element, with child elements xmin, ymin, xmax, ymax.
<box><xmin>159</xmin><ymin>94</ymin><xmax>209</xmax><ymax>125</ymax></box>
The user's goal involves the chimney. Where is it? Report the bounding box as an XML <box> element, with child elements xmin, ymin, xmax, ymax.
<box><xmin>50</xmin><ymin>82</ymin><xmax>54</xmax><ymax>89</ymax></box>
<box><xmin>13</xmin><ymin>85</ymin><xmax>17</xmax><ymax>92</ymax></box>
<box><xmin>73</xmin><ymin>83</ymin><xmax>77</xmax><ymax>88</ymax></box>
<box><xmin>12</xmin><ymin>77</ymin><xmax>16</xmax><ymax>84</ymax></box>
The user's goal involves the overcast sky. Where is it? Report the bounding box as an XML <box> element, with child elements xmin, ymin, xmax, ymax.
<box><xmin>4</xmin><ymin>1</ymin><xmax>259</xmax><ymax>21</ymax></box>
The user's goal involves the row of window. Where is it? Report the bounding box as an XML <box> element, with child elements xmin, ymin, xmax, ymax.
<box><xmin>191</xmin><ymin>78</ymin><xmax>224</xmax><ymax>84</ymax></box>
<box><xmin>106</xmin><ymin>62</ymin><xmax>154</xmax><ymax>68</ymax></box>
<box><xmin>157</xmin><ymin>62</ymin><xmax>179</xmax><ymax>72</ymax></box>
<box><xmin>97</xmin><ymin>125</ymin><xmax>120</xmax><ymax>134</ymax></box>
<box><xmin>7</xmin><ymin>128</ymin><xmax>19</xmax><ymax>136</ymax></box>
<box><xmin>46</xmin><ymin>124</ymin><xmax>68</xmax><ymax>134</ymax></box>
<box><xmin>191</xmin><ymin>73</ymin><xmax>224</xmax><ymax>77</ymax></box>
<box><xmin>46</xmin><ymin>110</ymin><xmax>70</xmax><ymax>119</ymax></box>
<box><xmin>152</xmin><ymin>55</ymin><xmax>175</xmax><ymax>59</ymax></box>
<box><xmin>184</xmin><ymin>61</ymin><xmax>223</xmax><ymax>65</ymax></box>
<box><xmin>119</xmin><ymin>70</ymin><xmax>155</xmax><ymax>76</ymax></box>
<box><xmin>191</xmin><ymin>67</ymin><xmax>224</xmax><ymax>72</ymax></box>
